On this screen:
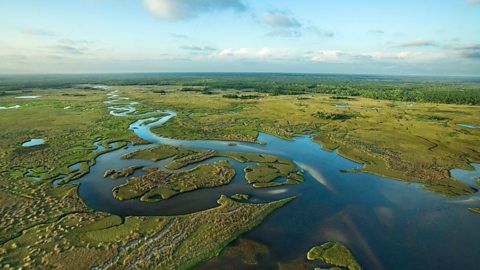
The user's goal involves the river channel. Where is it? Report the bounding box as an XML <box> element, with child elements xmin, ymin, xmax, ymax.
<box><xmin>70</xmin><ymin>86</ymin><xmax>480</xmax><ymax>270</ymax></box>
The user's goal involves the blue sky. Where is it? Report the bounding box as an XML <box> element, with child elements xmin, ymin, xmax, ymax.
<box><xmin>0</xmin><ymin>0</ymin><xmax>479</xmax><ymax>75</ymax></box>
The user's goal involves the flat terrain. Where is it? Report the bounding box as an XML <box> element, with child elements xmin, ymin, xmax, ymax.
<box><xmin>0</xmin><ymin>75</ymin><xmax>479</xmax><ymax>269</ymax></box>
<box><xmin>113</xmin><ymin>160</ymin><xmax>236</xmax><ymax>201</ymax></box>
<box><xmin>122</xmin><ymin>86</ymin><xmax>480</xmax><ymax>196</ymax></box>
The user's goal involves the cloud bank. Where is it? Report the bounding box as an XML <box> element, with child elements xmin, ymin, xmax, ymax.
<box><xmin>399</xmin><ymin>39</ymin><xmax>437</xmax><ymax>47</ymax></box>
<box><xmin>261</xmin><ymin>11</ymin><xmax>301</xmax><ymax>28</ymax></box>
<box><xmin>142</xmin><ymin>0</ymin><xmax>247</xmax><ymax>20</ymax></box>
<box><xmin>260</xmin><ymin>11</ymin><xmax>333</xmax><ymax>38</ymax></box>
<box><xmin>454</xmin><ymin>44</ymin><xmax>480</xmax><ymax>59</ymax></box>
<box><xmin>21</xmin><ymin>27</ymin><xmax>54</xmax><ymax>37</ymax></box>
<box><xmin>180</xmin><ymin>45</ymin><xmax>216</xmax><ymax>52</ymax></box>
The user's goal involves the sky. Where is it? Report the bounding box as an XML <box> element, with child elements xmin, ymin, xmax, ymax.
<box><xmin>0</xmin><ymin>0</ymin><xmax>479</xmax><ymax>76</ymax></box>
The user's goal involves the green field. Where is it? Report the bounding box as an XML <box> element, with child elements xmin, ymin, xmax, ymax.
<box><xmin>307</xmin><ymin>242</ymin><xmax>361</xmax><ymax>270</ymax></box>
<box><xmin>1</xmin><ymin>74</ymin><xmax>479</xmax><ymax>269</ymax></box>
<box><xmin>118</xmin><ymin>85</ymin><xmax>479</xmax><ymax>196</ymax></box>
<box><xmin>113</xmin><ymin>160</ymin><xmax>236</xmax><ymax>201</ymax></box>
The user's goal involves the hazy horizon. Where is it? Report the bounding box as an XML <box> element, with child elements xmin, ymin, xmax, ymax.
<box><xmin>1</xmin><ymin>0</ymin><xmax>479</xmax><ymax>76</ymax></box>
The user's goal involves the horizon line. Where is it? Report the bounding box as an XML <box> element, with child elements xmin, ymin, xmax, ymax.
<box><xmin>1</xmin><ymin>71</ymin><xmax>479</xmax><ymax>79</ymax></box>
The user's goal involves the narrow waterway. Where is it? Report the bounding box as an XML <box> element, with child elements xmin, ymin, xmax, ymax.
<box><xmin>71</xmin><ymin>86</ymin><xmax>480</xmax><ymax>270</ymax></box>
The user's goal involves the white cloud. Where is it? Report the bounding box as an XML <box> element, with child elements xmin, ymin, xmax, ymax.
<box><xmin>170</xmin><ymin>33</ymin><xmax>189</xmax><ymax>39</ymax></box>
<box><xmin>48</xmin><ymin>45</ymin><xmax>86</xmax><ymax>55</ymax></box>
<box><xmin>142</xmin><ymin>0</ymin><xmax>246</xmax><ymax>20</ymax></box>
<box><xmin>179</xmin><ymin>45</ymin><xmax>216</xmax><ymax>52</ymax></box>
<box><xmin>306</xmin><ymin>26</ymin><xmax>334</xmax><ymax>38</ymax></box>
<box><xmin>305</xmin><ymin>50</ymin><xmax>341</xmax><ymax>62</ymax></box>
<box><xmin>368</xmin><ymin>29</ymin><xmax>385</xmax><ymax>35</ymax></box>
<box><xmin>305</xmin><ymin>50</ymin><xmax>444</xmax><ymax>63</ymax></box>
<box><xmin>468</xmin><ymin>0</ymin><xmax>480</xmax><ymax>5</ymax></box>
<box><xmin>208</xmin><ymin>47</ymin><xmax>293</xmax><ymax>60</ymax></box>
<box><xmin>261</xmin><ymin>11</ymin><xmax>301</xmax><ymax>28</ymax></box>
<box><xmin>260</xmin><ymin>11</ymin><xmax>333</xmax><ymax>39</ymax></box>
<box><xmin>453</xmin><ymin>43</ymin><xmax>480</xmax><ymax>59</ymax></box>
<box><xmin>399</xmin><ymin>39</ymin><xmax>437</xmax><ymax>47</ymax></box>
<box><xmin>266</xmin><ymin>29</ymin><xmax>302</xmax><ymax>37</ymax></box>
<box><xmin>21</xmin><ymin>27</ymin><xmax>54</xmax><ymax>36</ymax></box>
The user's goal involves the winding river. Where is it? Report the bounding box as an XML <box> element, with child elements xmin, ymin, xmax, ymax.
<box><xmin>71</xmin><ymin>86</ymin><xmax>480</xmax><ymax>270</ymax></box>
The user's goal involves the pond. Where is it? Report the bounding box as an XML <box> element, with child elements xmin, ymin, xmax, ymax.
<box><xmin>22</xmin><ymin>138</ymin><xmax>45</xmax><ymax>147</ymax></box>
<box><xmin>0</xmin><ymin>105</ymin><xmax>20</xmax><ymax>110</ymax></box>
<box><xmin>62</xmin><ymin>89</ymin><xmax>480</xmax><ymax>270</ymax></box>
<box><xmin>457</xmin><ymin>123</ymin><xmax>480</xmax><ymax>129</ymax></box>
<box><xmin>15</xmin><ymin>95</ymin><xmax>40</xmax><ymax>99</ymax></box>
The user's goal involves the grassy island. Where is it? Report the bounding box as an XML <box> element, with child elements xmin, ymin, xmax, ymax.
<box><xmin>108</xmin><ymin>165</ymin><xmax>143</xmax><ymax>180</ymax></box>
<box><xmin>112</xmin><ymin>160</ymin><xmax>236</xmax><ymax>202</ymax></box>
<box><xmin>0</xmin><ymin>178</ymin><xmax>294</xmax><ymax>269</ymax></box>
<box><xmin>468</xmin><ymin>208</ymin><xmax>480</xmax><ymax>215</ymax></box>
<box><xmin>307</xmin><ymin>242</ymin><xmax>361</xmax><ymax>270</ymax></box>
<box><xmin>244</xmin><ymin>161</ymin><xmax>304</xmax><ymax>188</ymax></box>
<box><xmin>231</xmin><ymin>194</ymin><xmax>250</xmax><ymax>200</ymax></box>
<box><xmin>121</xmin><ymin>145</ymin><xmax>305</xmax><ymax>188</ymax></box>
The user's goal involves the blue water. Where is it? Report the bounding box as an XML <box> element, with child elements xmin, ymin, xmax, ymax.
<box><xmin>458</xmin><ymin>123</ymin><xmax>480</xmax><ymax>129</ymax></box>
<box><xmin>21</xmin><ymin>138</ymin><xmax>45</xmax><ymax>147</ymax></box>
<box><xmin>68</xmin><ymin>163</ymin><xmax>81</xmax><ymax>171</ymax></box>
<box><xmin>60</xmin><ymin>88</ymin><xmax>480</xmax><ymax>270</ymax></box>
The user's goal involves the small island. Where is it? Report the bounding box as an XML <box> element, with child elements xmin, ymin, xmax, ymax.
<box><xmin>307</xmin><ymin>242</ymin><xmax>361</xmax><ymax>270</ymax></box>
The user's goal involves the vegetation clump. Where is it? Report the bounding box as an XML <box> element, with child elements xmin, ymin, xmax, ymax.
<box><xmin>103</xmin><ymin>169</ymin><xmax>115</xmax><ymax>178</ymax></box>
<box><xmin>307</xmin><ymin>242</ymin><xmax>361</xmax><ymax>270</ymax></box>
<box><xmin>112</xmin><ymin>160</ymin><xmax>235</xmax><ymax>202</ymax></box>
<box><xmin>166</xmin><ymin>150</ymin><xmax>217</xmax><ymax>170</ymax></box>
<box><xmin>221</xmin><ymin>238</ymin><xmax>268</xmax><ymax>264</ymax></box>
<box><xmin>312</xmin><ymin>111</ymin><xmax>352</xmax><ymax>120</ymax></box>
<box><xmin>222</xmin><ymin>94</ymin><xmax>261</xmax><ymax>99</ymax></box>
<box><xmin>122</xmin><ymin>146</ymin><xmax>305</xmax><ymax>188</ymax></box>
<box><xmin>121</xmin><ymin>144</ymin><xmax>180</xmax><ymax>161</ymax></box>
<box><xmin>110</xmin><ymin>165</ymin><xmax>143</xmax><ymax>180</ymax></box>
<box><xmin>231</xmin><ymin>194</ymin><xmax>250</xmax><ymax>201</ymax></box>
<box><xmin>330</xmin><ymin>96</ymin><xmax>354</xmax><ymax>100</ymax></box>
<box><xmin>218</xmin><ymin>152</ymin><xmax>285</xmax><ymax>163</ymax></box>
<box><xmin>244</xmin><ymin>160</ymin><xmax>304</xmax><ymax>188</ymax></box>
<box><xmin>415</xmin><ymin>114</ymin><xmax>451</xmax><ymax>121</ymax></box>
<box><xmin>468</xmin><ymin>208</ymin><xmax>480</xmax><ymax>215</ymax></box>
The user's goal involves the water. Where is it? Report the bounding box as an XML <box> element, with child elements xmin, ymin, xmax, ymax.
<box><xmin>63</xmin><ymin>88</ymin><xmax>480</xmax><ymax>269</ymax></box>
<box><xmin>458</xmin><ymin>123</ymin><xmax>480</xmax><ymax>129</ymax></box>
<box><xmin>68</xmin><ymin>163</ymin><xmax>81</xmax><ymax>171</ymax></box>
<box><xmin>451</xmin><ymin>164</ymin><xmax>480</xmax><ymax>190</ymax></box>
<box><xmin>15</xmin><ymin>95</ymin><xmax>40</xmax><ymax>99</ymax></box>
<box><xmin>25</xmin><ymin>168</ymin><xmax>41</xmax><ymax>181</ymax></box>
<box><xmin>21</xmin><ymin>138</ymin><xmax>45</xmax><ymax>147</ymax></box>
<box><xmin>395</xmin><ymin>103</ymin><xmax>415</xmax><ymax>107</ymax></box>
<box><xmin>0</xmin><ymin>105</ymin><xmax>20</xmax><ymax>110</ymax></box>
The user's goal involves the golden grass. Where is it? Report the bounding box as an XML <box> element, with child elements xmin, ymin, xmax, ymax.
<box><xmin>122</xmin><ymin>87</ymin><xmax>479</xmax><ymax>196</ymax></box>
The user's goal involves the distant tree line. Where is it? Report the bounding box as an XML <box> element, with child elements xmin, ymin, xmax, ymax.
<box><xmin>1</xmin><ymin>73</ymin><xmax>479</xmax><ymax>105</ymax></box>
<box><xmin>222</xmin><ymin>94</ymin><xmax>261</xmax><ymax>99</ymax></box>
<box><xmin>312</xmin><ymin>112</ymin><xmax>353</xmax><ymax>120</ymax></box>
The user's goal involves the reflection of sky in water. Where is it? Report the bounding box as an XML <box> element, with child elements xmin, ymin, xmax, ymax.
<box><xmin>0</xmin><ymin>105</ymin><xmax>20</xmax><ymax>110</ymax></box>
<box><xmin>22</xmin><ymin>138</ymin><xmax>45</xmax><ymax>147</ymax></box>
<box><xmin>16</xmin><ymin>95</ymin><xmax>40</xmax><ymax>99</ymax></box>
<box><xmin>457</xmin><ymin>123</ymin><xmax>480</xmax><ymax>129</ymax></box>
<box><xmin>55</xmin><ymin>88</ymin><xmax>480</xmax><ymax>270</ymax></box>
